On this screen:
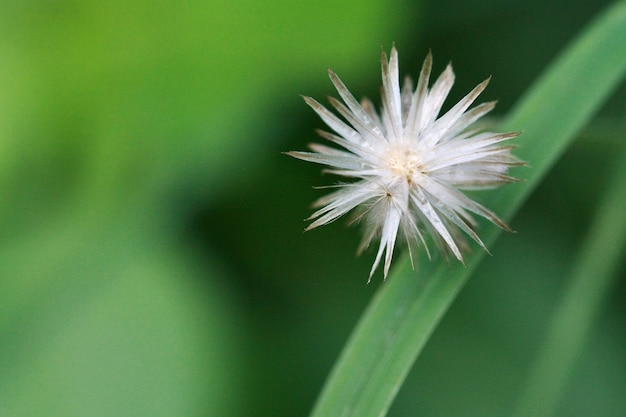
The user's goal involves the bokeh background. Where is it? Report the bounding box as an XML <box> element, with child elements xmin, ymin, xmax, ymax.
<box><xmin>1</xmin><ymin>0</ymin><xmax>624</xmax><ymax>416</ymax></box>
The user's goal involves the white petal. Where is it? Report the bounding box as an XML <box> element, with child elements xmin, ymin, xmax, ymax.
<box><xmin>285</xmin><ymin>151</ymin><xmax>365</xmax><ymax>171</ymax></box>
<box><xmin>360</xmin><ymin>97</ymin><xmax>385</xmax><ymax>134</ymax></box>
<box><xmin>380</xmin><ymin>47</ymin><xmax>403</xmax><ymax>142</ymax></box>
<box><xmin>307</xmin><ymin>181</ymin><xmax>383</xmax><ymax>228</ymax></box>
<box><xmin>446</xmin><ymin>101</ymin><xmax>496</xmax><ymax>137</ymax></box>
<box><xmin>313</xmin><ymin>130</ymin><xmax>380</xmax><ymax>161</ymax></box>
<box><xmin>327</xmin><ymin>96</ymin><xmax>388</xmax><ymax>147</ymax></box>
<box><xmin>327</xmin><ymin>70</ymin><xmax>386</xmax><ymax>142</ymax></box>
<box><xmin>302</xmin><ymin>96</ymin><xmax>363</xmax><ymax>145</ymax></box>
<box><xmin>404</xmin><ymin>51</ymin><xmax>433</xmax><ymax>142</ymax></box>
<box><xmin>369</xmin><ymin>199</ymin><xmax>402</xmax><ymax>281</ymax></box>
<box><xmin>422</xmin><ymin>64</ymin><xmax>455</xmax><ymax>130</ymax></box>
<box><xmin>410</xmin><ymin>187</ymin><xmax>463</xmax><ymax>261</ymax></box>
<box><xmin>421</xmin><ymin>77</ymin><xmax>490</xmax><ymax>147</ymax></box>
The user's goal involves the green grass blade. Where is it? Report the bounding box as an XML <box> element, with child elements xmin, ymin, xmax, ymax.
<box><xmin>310</xmin><ymin>2</ymin><xmax>626</xmax><ymax>417</ymax></box>
<box><xmin>496</xmin><ymin>0</ymin><xmax>626</xmax><ymax>217</ymax></box>
<box><xmin>511</xmin><ymin>148</ymin><xmax>626</xmax><ymax>417</ymax></box>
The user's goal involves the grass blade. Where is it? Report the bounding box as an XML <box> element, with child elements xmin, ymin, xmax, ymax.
<box><xmin>310</xmin><ymin>2</ymin><xmax>626</xmax><ymax>416</ymax></box>
<box><xmin>511</xmin><ymin>148</ymin><xmax>626</xmax><ymax>417</ymax></box>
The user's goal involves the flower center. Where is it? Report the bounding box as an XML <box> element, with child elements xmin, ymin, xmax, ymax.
<box><xmin>385</xmin><ymin>147</ymin><xmax>424</xmax><ymax>184</ymax></box>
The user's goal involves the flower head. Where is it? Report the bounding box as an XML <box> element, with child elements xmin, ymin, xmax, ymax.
<box><xmin>287</xmin><ymin>47</ymin><xmax>522</xmax><ymax>281</ymax></box>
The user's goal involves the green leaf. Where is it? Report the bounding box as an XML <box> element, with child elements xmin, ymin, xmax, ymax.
<box><xmin>511</xmin><ymin>147</ymin><xmax>626</xmax><ymax>417</ymax></box>
<box><xmin>309</xmin><ymin>2</ymin><xmax>626</xmax><ymax>417</ymax></box>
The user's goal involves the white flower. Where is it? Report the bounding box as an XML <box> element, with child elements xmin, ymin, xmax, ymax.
<box><xmin>287</xmin><ymin>47</ymin><xmax>522</xmax><ymax>281</ymax></box>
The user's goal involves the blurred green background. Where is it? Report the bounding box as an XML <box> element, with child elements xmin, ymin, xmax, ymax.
<box><xmin>0</xmin><ymin>1</ymin><xmax>624</xmax><ymax>416</ymax></box>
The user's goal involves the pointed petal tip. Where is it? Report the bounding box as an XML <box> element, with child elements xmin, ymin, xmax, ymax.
<box><xmin>423</xmin><ymin>50</ymin><xmax>433</xmax><ymax>67</ymax></box>
<box><xmin>455</xmin><ymin>251</ymin><xmax>466</xmax><ymax>265</ymax></box>
<box><xmin>284</xmin><ymin>150</ymin><xmax>314</xmax><ymax>161</ymax></box>
<box><xmin>304</xmin><ymin>221</ymin><xmax>321</xmax><ymax>231</ymax></box>
<box><xmin>301</xmin><ymin>95</ymin><xmax>318</xmax><ymax>107</ymax></box>
<box><xmin>380</xmin><ymin>49</ymin><xmax>388</xmax><ymax>66</ymax></box>
<box><xmin>390</xmin><ymin>44</ymin><xmax>398</xmax><ymax>59</ymax></box>
<box><xmin>496</xmin><ymin>219</ymin><xmax>514</xmax><ymax>233</ymax></box>
<box><xmin>439</xmin><ymin>63</ymin><xmax>456</xmax><ymax>83</ymax></box>
<box><xmin>383</xmin><ymin>265</ymin><xmax>391</xmax><ymax>280</ymax></box>
<box><xmin>283</xmin><ymin>150</ymin><xmax>301</xmax><ymax>158</ymax></box>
